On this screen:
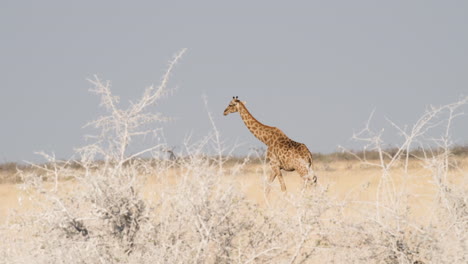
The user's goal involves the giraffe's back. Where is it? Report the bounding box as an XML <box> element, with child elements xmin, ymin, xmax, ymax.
<box><xmin>270</xmin><ymin>137</ymin><xmax>313</xmax><ymax>172</ymax></box>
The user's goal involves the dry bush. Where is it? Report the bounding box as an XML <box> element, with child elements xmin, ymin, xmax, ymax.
<box><xmin>338</xmin><ymin>97</ymin><xmax>468</xmax><ymax>263</ymax></box>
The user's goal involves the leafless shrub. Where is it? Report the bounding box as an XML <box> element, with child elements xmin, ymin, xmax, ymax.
<box><xmin>0</xmin><ymin>50</ymin><xmax>185</xmax><ymax>262</ymax></box>
<box><xmin>339</xmin><ymin>96</ymin><xmax>468</xmax><ymax>263</ymax></box>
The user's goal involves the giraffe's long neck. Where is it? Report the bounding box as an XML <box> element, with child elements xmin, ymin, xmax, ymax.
<box><xmin>237</xmin><ymin>102</ymin><xmax>281</xmax><ymax>145</ymax></box>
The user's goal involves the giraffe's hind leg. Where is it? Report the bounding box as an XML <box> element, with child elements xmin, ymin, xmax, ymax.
<box><xmin>298</xmin><ymin>166</ymin><xmax>316</xmax><ymax>191</ymax></box>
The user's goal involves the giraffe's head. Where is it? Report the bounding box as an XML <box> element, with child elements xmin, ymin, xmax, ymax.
<box><xmin>223</xmin><ymin>96</ymin><xmax>245</xmax><ymax>116</ymax></box>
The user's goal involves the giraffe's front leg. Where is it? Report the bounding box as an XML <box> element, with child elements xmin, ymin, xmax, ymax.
<box><xmin>267</xmin><ymin>166</ymin><xmax>286</xmax><ymax>193</ymax></box>
<box><xmin>266</xmin><ymin>151</ymin><xmax>286</xmax><ymax>193</ymax></box>
<box><xmin>266</xmin><ymin>166</ymin><xmax>279</xmax><ymax>195</ymax></box>
<box><xmin>277</xmin><ymin>171</ymin><xmax>286</xmax><ymax>192</ymax></box>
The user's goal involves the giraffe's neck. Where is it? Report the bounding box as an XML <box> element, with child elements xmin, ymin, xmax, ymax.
<box><xmin>237</xmin><ymin>103</ymin><xmax>282</xmax><ymax>145</ymax></box>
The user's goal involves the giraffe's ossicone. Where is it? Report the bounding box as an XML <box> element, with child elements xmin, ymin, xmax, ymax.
<box><xmin>224</xmin><ymin>96</ymin><xmax>317</xmax><ymax>192</ymax></box>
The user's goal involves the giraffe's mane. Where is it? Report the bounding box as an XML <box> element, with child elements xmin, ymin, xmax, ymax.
<box><xmin>238</xmin><ymin>101</ymin><xmax>285</xmax><ymax>134</ymax></box>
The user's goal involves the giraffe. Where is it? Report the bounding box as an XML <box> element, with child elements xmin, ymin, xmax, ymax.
<box><xmin>224</xmin><ymin>96</ymin><xmax>317</xmax><ymax>192</ymax></box>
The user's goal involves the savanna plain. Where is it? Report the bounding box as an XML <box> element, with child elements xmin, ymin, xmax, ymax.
<box><xmin>0</xmin><ymin>153</ymin><xmax>467</xmax><ymax>264</ymax></box>
<box><xmin>0</xmin><ymin>51</ymin><xmax>466</xmax><ymax>263</ymax></box>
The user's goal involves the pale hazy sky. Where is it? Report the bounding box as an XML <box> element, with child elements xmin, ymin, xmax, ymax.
<box><xmin>1</xmin><ymin>1</ymin><xmax>467</xmax><ymax>162</ymax></box>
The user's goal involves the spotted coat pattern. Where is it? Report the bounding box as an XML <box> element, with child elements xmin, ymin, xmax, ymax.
<box><xmin>224</xmin><ymin>97</ymin><xmax>316</xmax><ymax>192</ymax></box>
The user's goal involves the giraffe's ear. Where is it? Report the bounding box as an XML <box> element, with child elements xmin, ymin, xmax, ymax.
<box><xmin>242</xmin><ymin>101</ymin><xmax>247</xmax><ymax>105</ymax></box>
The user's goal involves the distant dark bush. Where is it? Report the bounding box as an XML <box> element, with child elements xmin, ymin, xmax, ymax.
<box><xmin>0</xmin><ymin>162</ymin><xmax>29</xmax><ymax>184</ymax></box>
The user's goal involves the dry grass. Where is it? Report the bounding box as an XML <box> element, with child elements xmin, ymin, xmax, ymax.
<box><xmin>0</xmin><ymin>157</ymin><xmax>466</xmax><ymax>263</ymax></box>
<box><xmin>142</xmin><ymin>157</ymin><xmax>467</xmax><ymax>225</ymax></box>
<box><xmin>1</xmin><ymin>157</ymin><xmax>463</xmax><ymax>224</ymax></box>
<box><xmin>2</xmin><ymin>157</ymin><xmax>464</xmax><ymax>220</ymax></box>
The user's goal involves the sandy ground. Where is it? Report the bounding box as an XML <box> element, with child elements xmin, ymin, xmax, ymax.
<box><xmin>1</xmin><ymin>158</ymin><xmax>467</xmax><ymax>225</ymax></box>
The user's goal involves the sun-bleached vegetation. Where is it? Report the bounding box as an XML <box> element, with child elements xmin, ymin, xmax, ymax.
<box><xmin>0</xmin><ymin>51</ymin><xmax>466</xmax><ymax>263</ymax></box>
